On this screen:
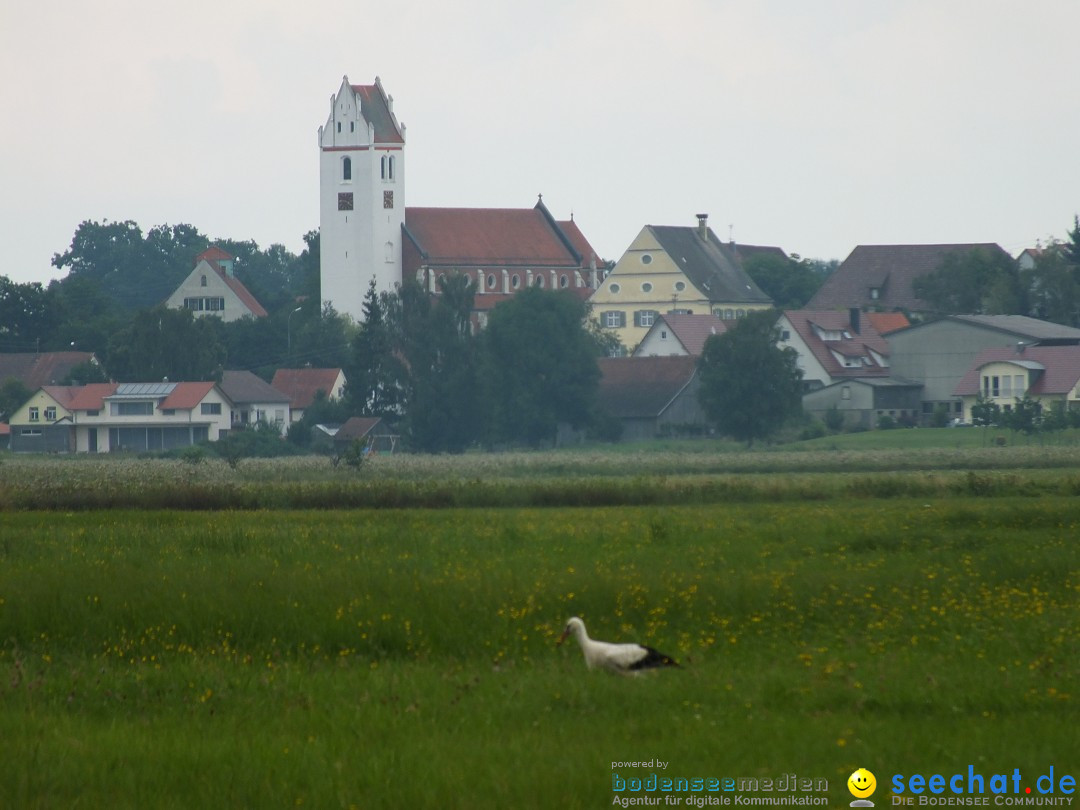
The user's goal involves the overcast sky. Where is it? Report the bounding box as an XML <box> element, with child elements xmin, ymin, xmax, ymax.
<box><xmin>2</xmin><ymin>0</ymin><xmax>1078</xmax><ymax>287</ymax></box>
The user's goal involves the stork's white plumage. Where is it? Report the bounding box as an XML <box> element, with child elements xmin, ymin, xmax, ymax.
<box><xmin>557</xmin><ymin>616</ymin><xmax>680</xmax><ymax>674</ymax></box>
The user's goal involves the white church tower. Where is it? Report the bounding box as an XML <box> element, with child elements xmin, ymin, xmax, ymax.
<box><xmin>319</xmin><ymin>76</ymin><xmax>405</xmax><ymax>321</ymax></box>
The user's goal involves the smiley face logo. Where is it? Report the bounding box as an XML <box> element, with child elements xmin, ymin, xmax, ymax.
<box><xmin>848</xmin><ymin>768</ymin><xmax>877</xmax><ymax>799</ymax></box>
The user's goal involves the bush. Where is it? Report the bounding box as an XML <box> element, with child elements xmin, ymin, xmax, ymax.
<box><xmin>823</xmin><ymin>407</ymin><xmax>844</xmax><ymax>433</ymax></box>
<box><xmin>877</xmin><ymin>414</ymin><xmax>897</xmax><ymax>430</ymax></box>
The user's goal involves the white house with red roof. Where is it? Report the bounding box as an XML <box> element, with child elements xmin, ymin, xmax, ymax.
<box><xmin>8</xmin><ymin>381</ymin><xmax>233</xmax><ymax>453</ymax></box>
<box><xmin>633</xmin><ymin>313</ymin><xmax>728</xmax><ymax>357</ymax></box>
<box><xmin>777</xmin><ymin>309</ymin><xmax>892</xmax><ymax>391</ymax></box>
<box><xmin>164</xmin><ymin>247</ymin><xmax>268</xmax><ymax>323</ymax></box>
<box><xmin>319</xmin><ymin>76</ymin><xmax>604</xmax><ymax>321</ymax></box>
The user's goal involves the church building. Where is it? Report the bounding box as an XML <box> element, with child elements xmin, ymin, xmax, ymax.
<box><xmin>319</xmin><ymin>76</ymin><xmax>603</xmax><ymax>321</ymax></box>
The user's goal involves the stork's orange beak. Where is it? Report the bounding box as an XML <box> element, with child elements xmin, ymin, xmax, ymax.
<box><xmin>557</xmin><ymin>628</ymin><xmax>570</xmax><ymax>646</ymax></box>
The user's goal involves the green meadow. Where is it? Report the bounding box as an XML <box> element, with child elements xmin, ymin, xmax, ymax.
<box><xmin>0</xmin><ymin>446</ymin><xmax>1077</xmax><ymax>808</ymax></box>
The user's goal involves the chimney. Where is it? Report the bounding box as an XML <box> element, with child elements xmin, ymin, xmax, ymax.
<box><xmin>1016</xmin><ymin>341</ymin><xmax>1026</xmax><ymax>354</ymax></box>
<box><xmin>696</xmin><ymin>213</ymin><xmax>709</xmax><ymax>239</ymax></box>
<box><xmin>849</xmin><ymin>307</ymin><xmax>860</xmax><ymax>334</ymax></box>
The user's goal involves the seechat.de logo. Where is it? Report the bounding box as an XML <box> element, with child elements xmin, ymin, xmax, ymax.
<box><xmin>849</xmin><ymin>768</ymin><xmax>878</xmax><ymax>808</ymax></box>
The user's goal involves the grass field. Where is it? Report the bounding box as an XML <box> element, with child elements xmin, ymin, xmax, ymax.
<box><xmin>0</xmin><ymin>456</ymin><xmax>1077</xmax><ymax>809</ymax></box>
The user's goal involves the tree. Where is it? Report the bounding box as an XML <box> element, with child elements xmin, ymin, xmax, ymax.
<box><xmin>970</xmin><ymin>393</ymin><xmax>1000</xmax><ymax>428</ymax></box>
<box><xmin>741</xmin><ymin>253</ymin><xmax>828</xmax><ymax>310</ymax></box>
<box><xmin>106</xmin><ymin>306</ymin><xmax>226</xmax><ymax>382</ymax></box>
<box><xmin>697</xmin><ymin>310</ymin><xmax>803</xmax><ymax>446</ymax></box>
<box><xmin>1023</xmin><ymin>243</ymin><xmax>1080</xmax><ymax>326</ymax></box>
<box><xmin>913</xmin><ymin>247</ymin><xmax>1025</xmax><ymax>315</ymax></box>
<box><xmin>346</xmin><ymin>278</ymin><xmax>404</xmax><ymax>417</ymax></box>
<box><xmin>392</xmin><ymin>275</ymin><xmax>482</xmax><ymax>452</ymax></box>
<box><xmin>0</xmin><ymin>276</ymin><xmax>56</xmax><ymax>352</ymax></box>
<box><xmin>480</xmin><ymin>287</ymin><xmax>601</xmax><ymax>447</ymax></box>
<box><xmin>0</xmin><ymin>378</ymin><xmax>32</xmax><ymax>422</ymax></box>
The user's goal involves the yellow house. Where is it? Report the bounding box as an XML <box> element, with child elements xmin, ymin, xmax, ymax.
<box><xmin>952</xmin><ymin>345</ymin><xmax>1080</xmax><ymax>421</ymax></box>
<box><xmin>589</xmin><ymin>215</ymin><xmax>774</xmax><ymax>352</ymax></box>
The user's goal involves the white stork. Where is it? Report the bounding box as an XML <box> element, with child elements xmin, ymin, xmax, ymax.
<box><xmin>557</xmin><ymin>616</ymin><xmax>680</xmax><ymax>674</ymax></box>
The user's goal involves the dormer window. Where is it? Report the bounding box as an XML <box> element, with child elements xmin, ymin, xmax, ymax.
<box><xmin>870</xmin><ymin>287</ymin><xmax>880</xmax><ymax>300</ymax></box>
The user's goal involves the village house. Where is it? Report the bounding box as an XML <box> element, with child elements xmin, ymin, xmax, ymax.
<box><xmin>886</xmin><ymin>314</ymin><xmax>1080</xmax><ymax>423</ymax></box>
<box><xmin>953</xmin><ymin>344</ymin><xmax>1080</xmax><ymax>422</ymax></box>
<box><xmin>271</xmin><ymin>368</ymin><xmax>347</xmax><ymax>424</ymax></box>
<box><xmin>219</xmin><ymin>370</ymin><xmax>292</xmax><ymax>434</ymax></box>
<box><xmin>8</xmin><ymin>381</ymin><xmax>233</xmax><ymax>453</ymax></box>
<box><xmin>164</xmin><ymin>246</ymin><xmax>268</xmax><ymax>323</ymax></box>
<box><xmin>632</xmin><ymin>313</ymin><xmax>728</xmax><ymax>357</ymax></box>
<box><xmin>589</xmin><ymin>215</ymin><xmax>774</xmax><ymax>353</ymax></box>
<box><xmin>807</xmin><ymin>243</ymin><xmax>1012</xmax><ymax>316</ymax></box>
<box><xmin>592</xmin><ymin>356</ymin><xmax>708</xmax><ymax>442</ymax></box>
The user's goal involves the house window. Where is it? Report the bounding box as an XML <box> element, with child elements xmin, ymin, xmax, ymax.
<box><xmin>200</xmin><ymin>275</ymin><xmax>207</xmax><ymax>287</ymax></box>
<box><xmin>641</xmin><ymin>254</ymin><xmax>652</xmax><ymax>265</ymax></box>
<box><xmin>1014</xmin><ymin>375</ymin><xmax>1024</xmax><ymax>394</ymax></box>
<box><xmin>642</xmin><ymin>282</ymin><xmax>653</xmax><ymax>293</ymax></box>
<box><xmin>201</xmin><ymin>402</ymin><xmax>222</xmax><ymax>416</ymax></box>
<box><xmin>781</xmin><ymin>329</ymin><xmax>791</xmax><ymax>341</ymax></box>
<box><xmin>342</xmin><ymin>156</ymin><xmax>352</xmax><ymax>181</ymax></box>
<box><xmin>603</xmin><ymin>311</ymin><xmax>626</xmax><ymax>328</ymax></box>
<box><xmin>44</xmin><ymin>406</ymin><xmax>56</xmax><ymax>421</ymax></box>
<box><xmin>991</xmin><ymin>376</ymin><xmax>1000</xmax><ymax>397</ymax></box>
<box><xmin>1002</xmin><ymin>376</ymin><xmax>1012</xmax><ymax>397</ymax></box>
<box><xmin>609</xmin><ymin>283</ymin><xmax>621</xmax><ymax>294</ymax></box>
<box><xmin>28</xmin><ymin>407</ymin><xmax>39</xmax><ymax>422</ymax></box>
<box><xmin>338</xmin><ymin>192</ymin><xmax>354</xmax><ymax>211</ymax></box>
<box><xmin>841</xmin><ymin>386</ymin><xmax>851</xmax><ymax>400</ymax></box>
<box><xmin>635</xmin><ymin>310</ymin><xmax>658</xmax><ymax>327</ymax></box>
<box><xmin>674</xmin><ymin>281</ymin><xmax>685</xmax><ymax>292</ymax></box>
<box><xmin>724</xmin><ymin>309</ymin><xmax>734</xmax><ymax>319</ymax></box>
<box><xmin>111</xmin><ymin>401</ymin><xmax>153</xmax><ymax>416</ymax></box>
<box><xmin>21</xmin><ymin>428</ymin><xmax>42</xmax><ymax>437</ymax></box>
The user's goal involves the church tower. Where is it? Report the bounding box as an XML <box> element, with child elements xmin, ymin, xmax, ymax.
<box><xmin>319</xmin><ymin>76</ymin><xmax>405</xmax><ymax>321</ymax></box>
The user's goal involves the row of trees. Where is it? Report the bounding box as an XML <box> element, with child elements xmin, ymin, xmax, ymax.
<box><xmin>913</xmin><ymin>218</ymin><xmax>1080</xmax><ymax>325</ymax></box>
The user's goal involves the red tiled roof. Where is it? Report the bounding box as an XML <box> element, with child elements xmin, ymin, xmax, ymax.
<box><xmin>865</xmin><ymin>311</ymin><xmax>910</xmax><ymax>335</ymax></box>
<box><xmin>41</xmin><ymin>383</ymin><xmax>119</xmax><ymax>411</ymax></box>
<box><xmin>216</xmin><ymin>268</ymin><xmax>268</xmax><ymax>318</ymax></box>
<box><xmin>808</xmin><ymin>243</ymin><xmax>1010</xmax><ymax>312</ymax></box>
<box><xmin>271</xmin><ymin>368</ymin><xmax>344</xmax><ymax>409</ymax></box>
<box><xmin>404</xmin><ymin>207</ymin><xmax>587</xmax><ymax>268</ymax></box>
<box><xmin>658</xmin><ymin>313</ymin><xmax>728</xmax><ymax>356</ymax></box>
<box><xmin>196</xmin><ymin>246</ymin><xmax>233</xmax><ymax>266</ymax></box>
<box><xmin>953</xmin><ymin>345</ymin><xmax>1080</xmax><ymax>396</ymax></box>
<box><xmin>159</xmin><ymin>382</ymin><xmax>217</xmax><ymax>411</ymax></box>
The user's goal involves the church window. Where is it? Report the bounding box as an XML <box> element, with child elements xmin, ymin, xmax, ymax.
<box><xmin>535</xmin><ymin>275</ymin><xmax>545</xmax><ymax>288</ymax></box>
<box><xmin>385</xmin><ymin>241</ymin><xmax>394</xmax><ymax>263</ymax></box>
<box><xmin>512</xmin><ymin>275</ymin><xmax>521</xmax><ymax>289</ymax></box>
<box><xmin>336</xmin><ymin>122</ymin><xmax>341</xmax><ymax>133</ymax></box>
<box><xmin>560</xmin><ymin>275</ymin><xmax>568</xmax><ymax>288</ymax></box>
<box><xmin>342</xmin><ymin>157</ymin><xmax>352</xmax><ymax>181</ymax></box>
<box><xmin>487</xmin><ymin>274</ymin><xmax>497</xmax><ymax>289</ymax></box>
<box><xmin>641</xmin><ymin>254</ymin><xmax>653</xmax><ymax>265</ymax></box>
<box><xmin>380</xmin><ymin>155</ymin><xmax>387</xmax><ymax>179</ymax></box>
<box><xmin>674</xmin><ymin>281</ymin><xmax>686</xmax><ymax>292</ymax></box>
<box><xmin>349</xmin><ymin>121</ymin><xmax>355</xmax><ymax>132</ymax></box>
<box><xmin>609</xmin><ymin>283</ymin><xmax>621</xmax><ymax>294</ymax></box>
<box><xmin>641</xmin><ymin>282</ymin><xmax>653</xmax><ymax>293</ymax></box>
<box><xmin>388</xmin><ymin>155</ymin><xmax>395</xmax><ymax>180</ymax></box>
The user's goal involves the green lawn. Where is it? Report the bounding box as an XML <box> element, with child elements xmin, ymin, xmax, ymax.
<box><xmin>1</xmin><ymin>499</ymin><xmax>1075</xmax><ymax>808</ymax></box>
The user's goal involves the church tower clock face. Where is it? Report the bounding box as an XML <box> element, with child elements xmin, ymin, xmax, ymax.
<box><xmin>383</xmin><ymin>190</ymin><xmax>394</xmax><ymax>209</ymax></box>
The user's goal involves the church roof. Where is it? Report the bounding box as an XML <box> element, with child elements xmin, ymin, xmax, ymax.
<box><xmin>404</xmin><ymin>204</ymin><xmax>598</xmax><ymax>269</ymax></box>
